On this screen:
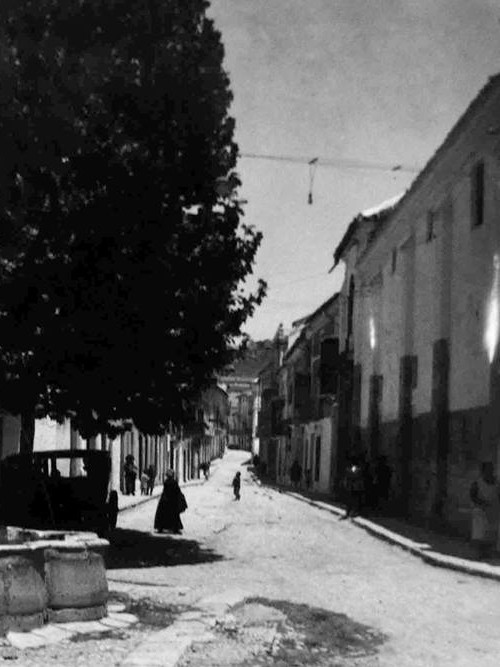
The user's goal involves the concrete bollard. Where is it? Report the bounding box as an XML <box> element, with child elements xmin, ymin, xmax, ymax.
<box><xmin>44</xmin><ymin>549</ymin><xmax>108</xmax><ymax>613</ymax></box>
<box><xmin>0</xmin><ymin>557</ymin><xmax>47</xmax><ymax>633</ymax></box>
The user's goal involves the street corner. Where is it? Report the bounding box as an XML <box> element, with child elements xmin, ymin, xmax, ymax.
<box><xmin>177</xmin><ymin>596</ymin><xmax>387</xmax><ymax>666</ymax></box>
<box><xmin>120</xmin><ymin>608</ymin><xmax>220</xmax><ymax>667</ymax></box>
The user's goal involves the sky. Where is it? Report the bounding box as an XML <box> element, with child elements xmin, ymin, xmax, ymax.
<box><xmin>208</xmin><ymin>0</ymin><xmax>500</xmax><ymax>341</ymax></box>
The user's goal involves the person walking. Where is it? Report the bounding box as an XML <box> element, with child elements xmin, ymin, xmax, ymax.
<box><xmin>154</xmin><ymin>470</ymin><xmax>187</xmax><ymax>534</ymax></box>
<box><xmin>290</xmin><ymin>459</ymin><xmax>302</xmax><ymax>490</ymax></box>
<box><xmin>146</xmin><ymin>464</ymin><xmax>156</xmax><ymax>495</ymax></box>
<box><xmin>232</xmin><ymin>471</ymin><xmax>241</xmax><ymax>501</ymax></box>
<box><xmin>360</xmin><ymin>456</ymin><xmax>375</xmax><ymax>513</ymax></box>
<box><xmin>123</xmin><ymin>455</ymin><xmax>138</xmax><ymax>496</ymax></box>
<box><xmin>342</xmin><ymin>458</ymin><xmax>365</xmax><ymax>519</ymax></box>
<box><xmin>470</xmin><ymin>462</ymin><xmax>500</xmax><ymax>559</ymax></box>
<box><xmin>373</xmin><ymin>456</ymin><xmax>392</xmax><ymax>512</ymax></box>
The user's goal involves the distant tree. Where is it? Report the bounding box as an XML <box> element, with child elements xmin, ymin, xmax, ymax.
<box><xmin>0</xmin><ymin>0</ymin><xmax>266</xmax><ymax>448</ymax></box>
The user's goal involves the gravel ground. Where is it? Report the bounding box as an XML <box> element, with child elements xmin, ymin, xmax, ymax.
<box><xmin>0</xmin><ymin>628</ymin><xmax>146</xmax><ymax>667</ymax></box>
<box><xmin>0</xmin><ymin>595</ymin><xmax>184</xmax><ymax>667</ymax></box>
<box><xmin>7</xmin><ymin>449</ymin><xmax>500</xmax><ymax>666</ymax></box>
<box><xmin>113</xmin><ymin>450</ymin><xmax>500</xmax><ymax>667</ymax></box>
<box><xmin>178</xmin><ymin>597</ymin><xmax>385</xmax><ymax>666</ymax></box>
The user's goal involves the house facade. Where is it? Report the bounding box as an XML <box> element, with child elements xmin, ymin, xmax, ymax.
<box><xmin>256</xmin><ymin>328</ymin><xmax>286</xmax><ymax>478</ymax></box>
<box><xmin>257</xmin><ymin>298</ymin><xmax>342</xmax><ymax>495</ymax></box>
<box><xmin>218</xmin><ymin>375</ymin><xmax>258</xmax><ymax>452</ymax></box>
<box><xmin>332</xmin><ymin>194</ymin><xmax>402</xmax><ymax>485</ymax></box>
<box><xmin>300</xmin><ymin>295</ymin><xmax>340</xmax><ymax>494</ymax></box>
<box><xmin>0</xmin><ymin>383</ymin><xmax>229</xmax><ymax>495</ymax></box>
<box><xmin>199</xmin><ymin>384</ymin><xmax>229</xmax><ymax>464</ymax></box>
<box><xmin>337</xmin><ymin>74</ymin><xmax>500</xmax><ymax>536</ymax></box>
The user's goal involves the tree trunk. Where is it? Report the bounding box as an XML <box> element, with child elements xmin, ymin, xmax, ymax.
<box><xmin>20</xmin><ymin>410</ymin><xmax>35</xmax><ymax>454</ymax></box>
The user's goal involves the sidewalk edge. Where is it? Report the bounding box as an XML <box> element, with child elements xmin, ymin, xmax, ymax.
<box><xmin>280</xmin><ymin>487</ymin><xmax>500</xmax><ymax>583</ymax></box>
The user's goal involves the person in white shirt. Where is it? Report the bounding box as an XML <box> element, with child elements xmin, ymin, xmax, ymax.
<box><xmin>470</xmin><ymin>462</ymin><xmax>500</xmax><ymax>559</ymax></box>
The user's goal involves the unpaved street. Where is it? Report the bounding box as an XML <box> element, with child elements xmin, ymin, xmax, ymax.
<box><xmin>106</xmin><ymin>449</ymin><xmax>500</xmax><ymax>666</ymax></box>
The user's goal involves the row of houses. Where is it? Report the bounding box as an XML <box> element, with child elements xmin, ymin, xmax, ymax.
<box><xmin>258</xmin><ymin>73</ymin><xmax>500</xmax><ymax>538</ymax></box>
<box><xmin>218</xmin><ymin>339</ymin><xmax>275</xmax><ymax>453</ymax></box>
<box><xmin>0</xmin><ymin>383</ymin><xmax>229</xmax><ymax>494</ymax></box>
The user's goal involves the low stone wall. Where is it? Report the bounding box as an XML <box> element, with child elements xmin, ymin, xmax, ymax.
<box><xmin>0</xmin><ymin>527</ymin><xmax>108</xmax><ymax>634</ymax></box>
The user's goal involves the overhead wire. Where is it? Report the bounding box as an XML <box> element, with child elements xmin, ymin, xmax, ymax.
<box><xmin>255</xmin><ymin>152</ymin><xmax>500</xmax><ymax>310</ymax></box>
<box><xmin>238</xmin><ymin>151</ymin><xmax>421</xmax><ymax>175</ymax></box>
<box><xmin>270</xmin><ymin>271</ymin><xmax>331</xmax><ymax>288</ymax></box>
<box><xmin>238</xmin><ymin>150</ymin><xmax>421</xmax><ymax>205</ymax></box>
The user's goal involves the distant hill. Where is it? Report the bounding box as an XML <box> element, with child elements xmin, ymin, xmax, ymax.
<box><xmin>223</xmin><ymin>339</ymin><xmax>275</xmax><ymax>378</ymax></box>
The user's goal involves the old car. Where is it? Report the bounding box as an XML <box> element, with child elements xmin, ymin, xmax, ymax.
<box><xmin>0</xmin><ymin>450</ymin><xmax>118</xmax><ymax>534</ymax></box>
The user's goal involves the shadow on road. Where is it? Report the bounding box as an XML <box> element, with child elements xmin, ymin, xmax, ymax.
<box><xmin>246</xmin><ymin>597</ymin><xmax>387</xmax><ymax>665</ymax></box>
<box><xmin>178</xmin><ymin>597</ymin><xmax>387</xmax><ymax>666</ymax></box>
<box><xmin>105</xmin><ymin>528</ymin><xmax>225</xmax><ymax>570</ymax></box>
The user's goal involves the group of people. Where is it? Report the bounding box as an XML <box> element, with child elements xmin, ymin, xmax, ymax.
<box><xmin>343</xmin><ymin>458</ymin><xmax>500</xmax><ymax>559</ymax></box>
<box><xmin>289</xmin><ymin>454</ymin><xmax>392</xmax><ymax>517</ymax></box>
<box><xmin>342</xmin><ymin>455</ymin><xmax>392</xmax><ymax>518</ymax></box>
<box><xmin>123</xmin><ymin>455</ymin><xmax>156</xmax><ymax>496</ymax></box>
<box><xmin>290</xmin><ymin>460</ymin><xmax>313</xmax><ymax>490</ymax></box>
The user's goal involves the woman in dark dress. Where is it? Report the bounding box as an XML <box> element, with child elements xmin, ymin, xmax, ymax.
<box><xmin>154</xmin><ymin>470</ymin><xmax>184</xmax><ymax>534</ymax></box>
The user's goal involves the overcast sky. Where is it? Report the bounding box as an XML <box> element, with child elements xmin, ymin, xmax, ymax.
<box><xmin>208</xmin><ymin>0</ymin><xmax>500</xmax><ymax>341</ymax></box>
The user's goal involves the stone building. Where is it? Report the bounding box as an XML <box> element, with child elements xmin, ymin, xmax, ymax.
<box><xmin>299</xmin><ymin>294</ymin><xmax>340</xmax><ymax>494</ymax></box>
<box><xmin>257</xmin><ymin>298</ymin><xmax>342</xmax><ymax>494</ymax></box>
<box><xmin>332</xmin><ymin>194</ymin><xmax>402</xmax><ymax>482</ymax></box>
<box><xmin>334</xmin><ymin>73</ymin><xmax>500</xmax><ymax>536</ymax></box>
<box><xmin>276</xmin><ymin>331</ymin><xmax>308</xmax><ymax>485</ymax></box>
<box><xmin>198</xmin><ymin>384</ymin><xmax>229</xmax><ymax>464</ymax></box>
<box><xmin>218</xmin><ymin>340</ymin><xmax>275</xmax><ymax>453</ymax></box>
<box><xmin>256</xmin><ymin>325</ymin><xmax>287</xmax><ymax>478</ymax></box>
<box><xmin>276</xmin><ymin>296</ymin><xmax>341</xmax><ymax>493</ymax></box>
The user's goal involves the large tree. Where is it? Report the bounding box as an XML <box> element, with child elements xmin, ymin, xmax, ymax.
<box><xmin>0</xmin><ymin>0</ymin><xmax>265</xmax><ymax>445</ymax></box>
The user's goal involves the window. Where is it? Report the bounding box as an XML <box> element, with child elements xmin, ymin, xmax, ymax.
<box><xmin>391</xmin><ymin>248</ymin><xmax>397</xmax><ymax>274</ymax></box>
<box><xmin>412</xmin><ymin>356</ymin><xmax>418</xmax><ymax>389</ymax></box>
<box><xmin>471</xmin><ymin>160</ymin><xmax>485</xmax><ymax>228</ymax></box>
<box><xmin>426</xmin><ymin>211</ymin><xmax>436</xmax><ymax>242</ymax></box>
<box><xmin>347</xmin><ymin>277</ymin><xmax>355</xmax><ymax>337</ymax></box>
<box><xmin>312</xmin><ymin>335</ymin><xmax>320</xmax><ymax>357</ymax></box>
<box><xmin>320</xmin><ymin>338</ymin><xmax>339</xmax><ymax>395</ymax></box>
<box><xmin>314</xmin><ymin>436</ymin><xmax>321</xmax><ymax>481</ymax></box>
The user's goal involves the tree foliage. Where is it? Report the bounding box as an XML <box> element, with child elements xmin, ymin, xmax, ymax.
<box><xmin>0</xmin><ymin>0</ymin><xmax>265</xmax><ymax>438</ymax></box>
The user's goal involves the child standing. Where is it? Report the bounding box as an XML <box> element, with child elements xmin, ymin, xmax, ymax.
<box><xmin>140</xmin><ymin>471</ymin><xmax>149</xmax><ymax>495</ymax></box>
<box><xmin>232</xmin><ymin>471</ymin><xmax>241</xmax><ymax>501</ymax></box>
